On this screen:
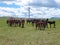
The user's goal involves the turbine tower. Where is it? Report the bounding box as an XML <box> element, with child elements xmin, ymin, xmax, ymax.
<box><xmin>28</xmin><ymin>7</ymin><xmax>30</xmax><ymax>18</ymax></box>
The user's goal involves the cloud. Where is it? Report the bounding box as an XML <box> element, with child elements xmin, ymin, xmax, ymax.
<box><xmin>0</xmin><ymin>7</ymin><xmax>19</xmax><ymax>17</ymax></box>
<box><xmin>54</xmin><ymin>0</ymin><xmax>60</xmax><ymax>4</ymax></box>
<box><xmin>1</xmin><ymin>0</ymin><xmax>30</xmax><ymax>6</ymax></box>
<box><xmin>0</xmin><ymin>0</ymin><xmax>60</xmax><ymax>18</ymax></box>
<box><xmin>29</xmin><ymin>7</ymin><xmax>60</xmax><ymax>18</ymax></box>
<box><xmin>0</xmin><ymin>0</ymin><xmax>16</xmax><ymax>2</ymax></box>
<box><xmin>54</xmin><ymin>0</ymin><xmax>60</xmax><ymax>7</ymax></box>
<box><xmin>29</xmin><ymin>0</ymin><xmax>60</xmax><ymax>8</ymax></box>
<box><xmin>0</xmin><ymin>6</ymin><xmax>60</xmax><ymax>18</ymax></box>
<box><xmin>0</xmin><ymin>6</ymin><xmax>29</xmax><ymax>18</ymax></box>
<box><xmin>1</xmin><ymin>0</ymin><xmax>60</xmax><ymax>8</ymax></box>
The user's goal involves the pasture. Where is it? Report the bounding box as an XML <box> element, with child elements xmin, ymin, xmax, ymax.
<box><xmin>0</xmin><ymin>17</ymin><xmax>60</xmax><ymax>45</ymax></box>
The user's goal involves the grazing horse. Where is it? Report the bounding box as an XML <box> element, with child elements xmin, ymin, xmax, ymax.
<box><xmin>6</xmin><ymin>19</ymin><xmax>14</xmax><ymax>26</ymax></box>
<box><xmin>48</xmin><ymin>20</ymin><xmax>55</xmax><ymax>28</ymax></box>
<box><xmin>26</xmin><ymin>18</ymin><xmax>32</xmax><ymax>24</ymax></box>
<box><xmin>35</xmin><ymin>20</ymin><xmax>45</xmax><ymax>30</ymax></box>
<box><xmin>6</xmin><ymin>18</ymin><xmax>25</xmax><ymax>28</ymax></box>
<box><xmin>42</xmin><ymin>19</ymin><xmax>48</xmax><ymax>28</ymax></box>
<box><xmin>21</xmin><ymin>19</ymin><xmax>25</xmax><ymax>28</ymax></box>
<box><xmin>15</xmin><ymin>19</ymin><xmax>25</xmax><ymax>28</ymax></box>
<box><xmin>14</xmin><ymin>20</ymin><xmax>18</xmax><ymax>26</ymax></box>
<box><xmin>35</xmin><ymin>19</ymin><xmax>49</xmax><ymax>30</ymax></box>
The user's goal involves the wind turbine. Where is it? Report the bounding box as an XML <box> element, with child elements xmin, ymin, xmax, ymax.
<box><xmin>28</xmin><ymin>7</ymin><xmax>30</xmax><ymax>18</ymax></box>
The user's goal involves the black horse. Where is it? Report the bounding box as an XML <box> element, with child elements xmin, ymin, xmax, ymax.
<box><xmin>48</xmin><ymin>20</ymin><xmax>56</xmax><ymax>28</ymax></box>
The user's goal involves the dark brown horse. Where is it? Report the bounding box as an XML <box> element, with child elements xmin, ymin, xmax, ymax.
<box><xmin>6</xmin><ymin>18</ymin><xmax>25</xmax><ymax>28</ymax></box>
<box><xmin>35</xmin><ymin>19</ymin><xmax>49</xmax><ymax>30</ymax></box>
<box><xmin>35</xmin><ymin>20</ymin><xmax>45</xmax><ymax>30</ymax></box>
<box><xmin>48</xmin><ymin>20</ymin><xmax>55</xmax><ymax>28</ymax></box>
<box><xmin>21</xmin><ymin>19</ymin><xmax>25</xmax><ymax>28</ymax></box>
<box><xmin>7</xmin><ymin>20</ymin><xmax>14</xmax><ymax>26</ymax></box>
<box><xmin>26</xmin><ymin>18</ymin><xmax>33</xmax><ymax>24</ymax></box>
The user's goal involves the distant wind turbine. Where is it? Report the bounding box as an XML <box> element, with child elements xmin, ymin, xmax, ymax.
<box><xmin>28</xmin><ymin>7</ymin><xmax>30</xmax><ymax>18</ymax></box>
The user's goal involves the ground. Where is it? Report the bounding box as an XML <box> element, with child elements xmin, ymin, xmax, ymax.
<box><xmin>0</xmin><ymin>18</ymin><xmax>60</xmax><ymax>45</ymax></box>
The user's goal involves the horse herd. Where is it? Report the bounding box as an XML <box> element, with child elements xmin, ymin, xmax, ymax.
<box><xmin>6</xmin><ymin>18</ymin><xmax>56</xmax><ymax>30</ymax></box>
<box><xmin>7</xmin><ymin>18</ymin><xmax>25</xmax><ymax>28</ymax></box>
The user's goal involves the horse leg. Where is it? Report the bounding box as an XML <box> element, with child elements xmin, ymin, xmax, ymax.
<box><xmin>47</xmin><ymin>24</ymin><xmax>48</xmax><ymax>28</ymax></box>
<box><xmin>32</xmin><ymin>22</ymin><xmax>34</xmax><ymax>26</ymax></box>
<box><xmin>40</xmin><ymin>24</ymin><xmax>42</xmax><ymax>30</ymax></box>
<box><xmin>21</xmin><ymin>23</ymin><xmax>24</xmax><ymax>28</ymax></box>
<box><xmin>50</xmin><ymin>24</ymin><xmax>51</xmax><ymax>28</ymax></box>
<box><xmin>9</xmin><ymin>23</ymin><xmax>12</xmax><ymax>26</ymax></box>
<box><xmin>15</xmin><ymin>23</ymin><xmax>16</xmax><ymax>27</ymax></box>
<box><xmin>19</xmin><ymin>23</ymin><xmax>21</xmax><ymax>27</ymax></box>
<box><xmin>16</xmin><ymin>22</ymin><xmax>18</xmax><ymax>26</ymax></box>
<box><xmin>36</xmin><ymin>25</ymin><xmax>38</xmax><ymax>30</ymax></box>
<box><xmin>43</xmin><ymin>25</ymin><xmax>45</xmax><ymax>30</ymax></box>
<box><xmin>54</xmin><ymin>23</ymin><xmax>55</xmax><ymax>28</ymax></box>
<box><xmin>38</xmin><ymin>25</ymin><xmax>40</xmax><ymax>30</ymax></box>
<box><xmin>22</xmin><ymin>24</ymin><xmax>24</xmax><ymax>28</ymax></box>
<box><xmin>29</xmin><ymin>21</ymin><xmax>30</xmax><ymax>24</ymax></box>
<box><xmin>27</xmin><ymin>21</ymin><xmax>28</xmax><ymax>24</ymax></box>
<box><xmin>42</xmin><ymin>24</ymin><xmax>45</xmax><ymax>30</ymax></box>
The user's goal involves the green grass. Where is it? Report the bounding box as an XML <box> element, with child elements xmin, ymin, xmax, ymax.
<box><xmin>0</xmin><ymin>18</ymin><xmax>60</xmax><ymax>45</ymax></box>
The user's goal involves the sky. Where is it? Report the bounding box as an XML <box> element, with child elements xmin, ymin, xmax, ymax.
<box><xmin>0</xmin><ymin>0</ymin><xmax>60</xmax><ymax>18</ymax></box>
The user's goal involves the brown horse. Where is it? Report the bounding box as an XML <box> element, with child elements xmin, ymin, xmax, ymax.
<box><xmin>35</xmin><ymin>19</ymin><xmax>49</xmax><ymax>30</ymax></box>
<box><xmin>7</xmin><ymin>19</ymin><xmax>15</xmax><ymax>26</ymax></box>
<box><xmin>6</xmin><ymin>18</ymin><xmax>25</xmax><ymax>28</ymax></box>
<box><xmin>21</xmin><ymin>19</ymin><xmax>25</xmax><ymax>28</ymax></box>
<box><xmin>35</xmin><ymin>20</ymin><xmax>45</xmax><ymax>30</ymax></box>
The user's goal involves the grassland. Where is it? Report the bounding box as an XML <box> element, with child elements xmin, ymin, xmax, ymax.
<box><xmin>0</xmin><ymin>18</ymin><xmax>60</xmax><ymax>45</ymax></box>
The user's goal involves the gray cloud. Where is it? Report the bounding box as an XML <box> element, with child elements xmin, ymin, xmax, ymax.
<box><xmin>29</xmin><ymin>0</ymin><xmax>60</xmax><ymax>8</ymax></box>
<box><xmin>0</xmin><ymin>0</ymin><xmax>16</xmax><ymax>1</ymax></box>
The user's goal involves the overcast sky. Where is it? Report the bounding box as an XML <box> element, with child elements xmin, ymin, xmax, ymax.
<box><xmin>0</xmin><ymin>0</ymin><xmax>60</xmax><ymax>18</ymax></box>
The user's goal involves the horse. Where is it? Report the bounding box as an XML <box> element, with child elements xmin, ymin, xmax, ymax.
<box><xmin>35</xmin><ymin>20</ymin><xmax>45</xmax><ymax>30</ymax></box>
<box><xmin>35</xmin><ymin>19</ymin><xmax>49</xmax><ymax>30</ymax></box>
<box><xmin>14</xmin><ymin>19</ymin><xmax>20</xmax><ymax>27</ymax></box>
<box><xmin>15</xmin><ymin>18</ymin><xmax>25</xmax><ymax>28</ymax></box>
<box><xmin>6</xmin><ymin>19</ymin><xmax>15</xmax><ymax>26</ymax></box>
<box><xmin>26</xmin><ymin>18</ymin><xmax>32</xmax><ymax>24</ymax></box>
<box><xmin>6</xmin><ymin>18</ymin><xmax>25</xmax><ymax>28</ymax></box>
<box><xmin>21</xmin><ymin>19</ymin><xmax>25</xmax><ymax>28</ymax></box>
<box><xmin>48</xmin><ymin>20</ymin><xmax>55</xmax><ymax>28</ymax></box>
